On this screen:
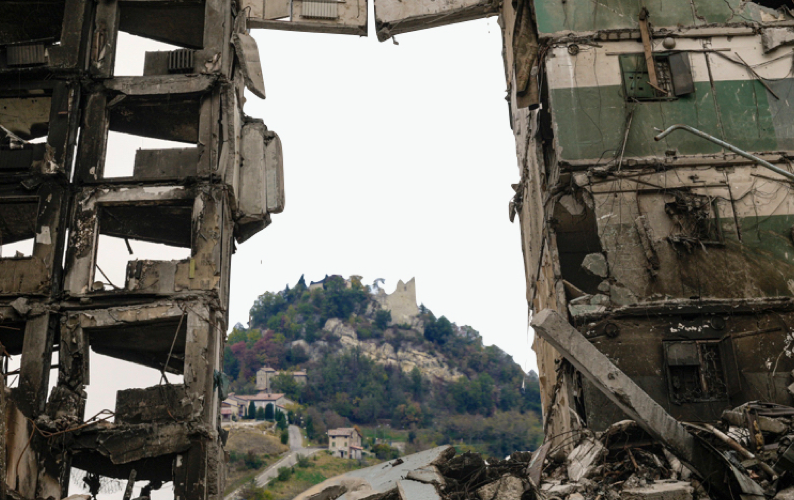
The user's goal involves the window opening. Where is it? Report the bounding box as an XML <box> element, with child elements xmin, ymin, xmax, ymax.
<box><xmin>620</xmin><ymin>53</ymin><xmax>693</xmax><ymax>101</ymax></box>
<box><xmin>83</xmin><ymin>352</ymin><xmax>185</xmax><ymax>423</ymax></box>
<box><xmin>113</xmin><ymin>32</ymin><xmax>181</xmax><ymax>77</ymax></box>
<box><xmin>104</xmin><ymin>131</ymin><xmax>192</xmax><ymax>178</ymax></box>
<box><xmin>664</xmin><ymin>192</ymin><xmax>724</xmax><ymax>248</ymax></box>
<box><xmin>0</xmin><ymin>200</ymin><xmax>38</xmax><ymax>258</ymax></box>
<box><xmin>95</xmin><ymin>235</ymin><xmax>191</xmax><ymax>291</ymax></box>
<box><xmin>664</xmin><ymin>340</ymin><xmax>729</xmax><ymax>403</ymax></box>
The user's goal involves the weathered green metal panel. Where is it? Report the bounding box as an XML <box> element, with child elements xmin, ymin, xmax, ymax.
<box><xmin>740</xmin><ymin>214</ymin><xmax>794</xmax><ymax>266</ymax></box>
<box><xmin>658</xmin><ymin>83</ymin><xmax>722</xmax><ymax>155</ymax></box>
<box><xmin>550</xmin><ymin>78</ymin><xmax>787</xmax><ymax>162</ymax></box>
<box><xmin>716</xmin><ymin>79</ymin><xmax>776</xmax><ymax>152</ymax></box>
<box><xmin>533</xmin><ymin>0</ymin><xmax>695</xmax><ymax>35</ymax></box>
<box><xmin>767</xmin><ymin>79</ymin><xmax>794</xmax><ymax>151</ymax></box>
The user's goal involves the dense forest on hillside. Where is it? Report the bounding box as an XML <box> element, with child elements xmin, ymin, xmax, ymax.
<box><xmin>223</xmin><ymin>275</ymin><xmax>544</xmax><ymax>455</ymax></box>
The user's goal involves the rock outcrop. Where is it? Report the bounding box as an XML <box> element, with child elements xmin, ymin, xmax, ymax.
<box><xmin>318</xmin><ymin>318</ymin><xmax>463</xmax><ymax>382</ymax></box>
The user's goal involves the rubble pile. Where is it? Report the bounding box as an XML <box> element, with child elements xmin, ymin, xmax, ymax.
<box><xmin>296</xmin><ymin>402</ymin><xmax>794</xmax><ymax>500</ymax></box>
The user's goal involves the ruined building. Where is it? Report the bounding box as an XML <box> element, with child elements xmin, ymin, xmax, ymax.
<box><xmin>5</xmin><ymin>0</ymin><xmax>794</xmax><ymax>498</ymax></box>
<box><xmin>0</xmin><ymin>1</ymin><xmax>282</xmax><ymax>498</ymax></box>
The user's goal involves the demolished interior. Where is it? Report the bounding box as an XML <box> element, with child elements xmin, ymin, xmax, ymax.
<box><xmin>0</xmin><ymin>0</ymin><xmax>282</xmax><ymax>498</ymax></box>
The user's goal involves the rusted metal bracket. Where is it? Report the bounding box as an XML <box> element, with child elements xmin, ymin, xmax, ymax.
<box><xmin>654</xmin><ymin>124</ymin><xmax>794</xmax><ymax>182</ymax></box>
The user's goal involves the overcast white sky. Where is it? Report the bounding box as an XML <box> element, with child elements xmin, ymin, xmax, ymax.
<box><xmin>72</xmin><ymin>10</ymin><xmax>538</xmax><ymax>498</ymax></box>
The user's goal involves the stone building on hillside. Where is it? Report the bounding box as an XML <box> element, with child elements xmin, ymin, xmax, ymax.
<box><xmin>255</xmin><ymin>366</ymin><xmax>307</xmax><ymax>391</ymax></box>
<box><xmin>328</xmin><ymin>428</ymin><xmax>363</xmax><ymax>460</ymax></box>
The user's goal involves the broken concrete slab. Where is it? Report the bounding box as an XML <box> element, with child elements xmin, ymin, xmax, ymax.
<box><xmin>621</xmin><ymin>480</ymin><xmax>694</xmax><ymax>500</ymax></box>
<box><xmin>232</xmin><ymin>33</ymin><xmax>266</xmax><ymax>99</ymax></box>
<box><xmin>762</xmin><ymin>28</ymin><xmax>794</xmax><ymax>52</ymax></box>
<box><xmin>397</xmin><ymin>479</ymin><xmax>440</xmax><ymax>500</ymax></box>
<box><xmin>609</xmin><ymin>285</ymin><xmax>637</xmax><ymax>306</ymax></box>
<box><xmin>294</xmin><ymin>446</ymin><xmax>454</xmax><ymax>500</ymax></box>
<box><xmin>405</xmin><ymin>465</ymin><xmax>445</xmax><ymax>486</ymax></box>
<box><xmin>567</xmin><ymin>436</ymin><xmax>607</xmax><ymax>481</ymax></box>
<box><xmin>476</xmin><ymin>475</ymin><xmax>524</xmax><ymax>500</ymax></box>
<box><xmin>581</xmin><ymin>253</ymin><xmax>608</xmax><ymax>278</ymax></box>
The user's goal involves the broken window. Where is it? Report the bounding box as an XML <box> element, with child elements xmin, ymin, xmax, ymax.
<box><xmin>664</xmin><ymin>340</ymin><xmax>729</xmax><ymax>404</ymax></box>
<box><xmin>0</xmin><ymin>0</ymin><xmax>65</xmax><ymax>69</ymax></box>
<box><xmin>620</xmin><ymin>53</ymin><xmax>693</xmax><ymax>101</ymax></box>
<box><xmin>664</xmin><ymin>192</ymin><xmax>724</xmax><ymax>248</ymax></box>
<box><xmin>104</xmin><ymin>132</ymin><xmax>194</xmax><ymax>178</ymax></box>
<box><xmin>0</xmin><ymin>200</ymin><xmax>38</xmax><ymax>258</ymax></box>
<box><xmin>113</xmin><ymin>32</ymin><xmax>184</xmax><ymax>77</ymax></box>
<box><xmin>78</xmin><ymin>87</ymin><xmax>207</xmax><ymax>183</ymax></box>
<box><xmin>553</xmin><ymin>193</ymin><xmax>604</xmax><ymax>295</ymax></box>
<box><xmin>93</xmin><ymin>201</ymin><xmax>193</xmax><ymax>292</ymax></box>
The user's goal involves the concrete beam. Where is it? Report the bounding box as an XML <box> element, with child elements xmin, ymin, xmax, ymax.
<box><xmin>530</xmin><ymin>309</ymin><xmax>763</xmax><ymax>500</ymax></box>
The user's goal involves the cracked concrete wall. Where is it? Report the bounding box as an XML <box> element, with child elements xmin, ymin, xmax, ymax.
<box><xmin>503</xmin><ymin>0</ymin><xmax>794</xmax><ymax>439</ymax></box>
<box><xmin>0</xmin><ymin>0</ymin><xmax>281</xmax><ymax>498</ymax></box>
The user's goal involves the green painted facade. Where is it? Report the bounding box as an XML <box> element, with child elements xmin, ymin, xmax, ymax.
<box><xmin>533</xmin><ymin>0</ymin><xmax>770</xmax><ymax>35</ymax></box>
<box><xmin>549</xmin><ymin>78</ymin><xmax>792</xmax><ymax>162</ymax></box>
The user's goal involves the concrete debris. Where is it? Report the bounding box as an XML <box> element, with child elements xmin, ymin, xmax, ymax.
<box><xmin>761</xmin><ymin>28</ymin><xmax>794</xmax><ymax>52</ymax></box>
<box><xmin>621</xmin><ymin>481</ymin><xmax>694</xmax><ymax>500</ymax></box>
<box><xmin>581</xmin><ymin>253</ymin><xmax>609</xmax><ymax>278</ymax></box>
<box><xmin>475</xmin><ymin>475</ymin><xmax>524</xmax><ymax>500</ymax></box>
<box><xmin>567</xmin><ymin>436</ymin><xmax>607</xmax><ymax>481</ymax></box>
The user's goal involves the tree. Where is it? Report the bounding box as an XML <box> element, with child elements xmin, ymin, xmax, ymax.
<box><xmin>256</xmin><ymin>407</ymin><xmax>266</xmax><ymax>420</ymax></box>
<box><xmin>276</xmin><ymin>411</ymin><xmax>288</xmax><ymax>430</ymax></box>
<box><xmin>264</xmin><ymin>403</ymin><xmax>275</xmax><ymax>421</ymax></box>
<box><xmin>248</xmin><ymin>401</ymin><xmax>257</xmax><ymax>419</ymax></box>
<box><xmin>424</xmin><ymin>316</ymin><xmax>453</xmax><ymax>344</ymax></box>
<box><xmin>374</xmin><ymin>309</ymin><xmax>391</xmax><ymax>330</ymax></box>
<box><xmin>280</xmin><ymin>429</ymin><xmax>289</xmax><ymax>445</ymax></box>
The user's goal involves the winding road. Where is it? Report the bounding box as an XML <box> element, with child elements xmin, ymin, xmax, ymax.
<box><xmin>225</xmin><ymin>425</ymin><xmax>323</xmax><ymax>500</ymax></box>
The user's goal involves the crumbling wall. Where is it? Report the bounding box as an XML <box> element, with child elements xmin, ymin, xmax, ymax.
<box><xmin>503</xmin><ymin>0</ymin><xmax>794</xmax><ymax>444</ymax></box>
<box><xmin>0</xmin><ymin>0</ymin><xmax>282</xmax><ymax>498</ymax></box>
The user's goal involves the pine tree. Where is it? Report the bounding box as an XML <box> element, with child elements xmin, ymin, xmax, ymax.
<box><xmin>264</xmin><ymin>403</ymin><xmax>275</xmax><ymax>421</ymax></box>
<box><xmin>248</xmin><ymin>401</ymin><xmax>256</xmax><ymax>419</ymax></box>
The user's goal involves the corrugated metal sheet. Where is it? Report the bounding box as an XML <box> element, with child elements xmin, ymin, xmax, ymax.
<box><xmin>7</xmin><ymin>44</ymin><xmax>46</xmax><ymax>66</ymax></box>
<box><xmin>301</xmin><ymin>0</ymin><xmax>339</xmax><ymax>19</ymax></box>
<box><xmin>168</xmin><ymin>49</ymin><xmax>194</xmax><ymax>73</ymax></box>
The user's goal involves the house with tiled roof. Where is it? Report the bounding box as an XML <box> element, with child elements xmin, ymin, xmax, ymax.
<box><xmin>328</xmin><ymin>427</ymin><xmax>363</xmax><ymax>460</ymax></box>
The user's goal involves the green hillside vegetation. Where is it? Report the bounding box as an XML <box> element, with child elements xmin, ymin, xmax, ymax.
<box><xmin>223</xmin><ymin>275</ymin><xmax>543</xmax><ymax>456</ymax></box>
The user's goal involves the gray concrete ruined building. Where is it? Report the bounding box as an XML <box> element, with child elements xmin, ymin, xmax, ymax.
<box><xmin>0</xmin><ymin>1</ymin><xmax>282</xmax><ymax>498</ymax></box>
<box><xmin>5</xmin><ymin>0</ymin><xmax>794</xmax><ymax>498</ymax></box>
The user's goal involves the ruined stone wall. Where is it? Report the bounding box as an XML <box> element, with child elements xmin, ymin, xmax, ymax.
<box><xmin>374</xmin><ymin>278</ymin><xmax>421</xmax><ymax>326</ymax></box>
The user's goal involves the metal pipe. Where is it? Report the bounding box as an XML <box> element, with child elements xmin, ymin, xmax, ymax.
<box><xmin>654</xmin><ymin>124</ymin><xmax>794</xmax><ymax>182</ymax></box>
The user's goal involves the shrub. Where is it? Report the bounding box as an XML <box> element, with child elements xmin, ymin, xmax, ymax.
<box><xmin>239</xmin><ymin>480</ymin><xmax>270</xmax><ymax>500</ymax></box>
<box><xmin>277</xmin><ymin>467</ymin><xmax>293</xmax><ymax>482</ymax></box>
<box><xmin>371</xmin><ymin>444</ymin><xmax>400</xmax><ymax>460</ymax></box>
<box><xmin>280</xmin><ymin>429</ymin><xmax>289</xmax><ymax>445</ymax></box>
<box><xmin>374</xmin><ymin>310</ymin><xmax>391</xmax><ymax>330</ymax></box>
<box><xmin>296</xmin><ymin>454</ymin><xmax>311</xmax><ymax>468</ymax></box>
<box><xmin>243</xmin><ymin>451</ymin><xmax>264</xmax><ymax>470</ymax></box>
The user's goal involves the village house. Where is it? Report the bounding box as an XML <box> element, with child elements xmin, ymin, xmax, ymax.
<box><xmin>255</xmin><ymin>366</ymin><xmax>308</xmax><ymax>391</ymax></box>
<box><xmin>226</xmin><ymin>392</ymin><xmax>291</xmax><ymax>418</ymax></box>
<box><xmin>328</xmin><ymin>428</ymin><xmax>363</xmax><ymax>460</ymax></box>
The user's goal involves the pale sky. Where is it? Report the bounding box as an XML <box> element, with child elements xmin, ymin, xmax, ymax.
<box><xmin>70</xmin><ymin>10</ymin><xmax>537</xmax><ymax>498</ymax></box>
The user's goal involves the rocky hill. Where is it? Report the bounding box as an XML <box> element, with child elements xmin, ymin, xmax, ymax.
<box><xmin>223</xmin><ymin>275</ymin><xmax>543</xmax><ymax>456</ymax></box>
